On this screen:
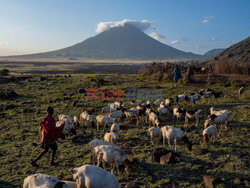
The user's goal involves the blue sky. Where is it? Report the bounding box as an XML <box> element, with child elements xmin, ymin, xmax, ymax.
<box><xmin>0</xmin><ymin>0</ymin><xmax>249</xmax><ymax>56</ymax></box>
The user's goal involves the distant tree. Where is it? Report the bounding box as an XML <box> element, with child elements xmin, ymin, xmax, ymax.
<box><xmin>0</xmin><ymin>69</ymin><xmax>10</xmax><ymax>76</ymax></box>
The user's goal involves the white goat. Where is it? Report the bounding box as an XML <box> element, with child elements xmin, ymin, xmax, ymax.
<box><xmin>96</xmin><ymin>115</ymin><xmax>116</xmax><ymax>130</ymax></box>
<box><xmin>23</xmin><ymin>173</ymin><xmax>77</xmax><ymax>188</ymax></box>
<box><xmin>148</xmin><ymin>111</ymin><xmax>160</xmax><ymax>127</ymax></box>
<box><xmin>184</xmin><ymin>109</ymin><xmax>201</xmax><ymax>127</ymax></box>
<box><xmin>148</xmin><ymin>127</ymin><xmax>162</xmax><ymax>145</ymax></box>
<box><xmin>110</xmin><ymin>123</ymin><xmax>120</xmax><ymax>134</ymax></box>
<box><xmin>94</xmin><ymin>145</ymin><xmax>131</xmax><ymax>176</ymax></box>
<box><xmin>161</xmin><ymin>126</ymin><xmax>192</xmax><ymax>152</ymax></box>
<box><xmin>70</xmin><ymin>164</ymin><xmax>120</xmax><ymax>188</ymax></box>
<box><xmin>104</xmin><ymin>132</ymin><xmax>119</xmax><ymax>144</ymax></box>
<box><xmin>80</xmin><ymin>111</ymin><xmax>94</xmax><ymax>128</ymax></box>
<box><xmin>173</xmin><ymin>107</ymin><xmax>186</xmax><ymax>124</ymax></box>
<box><xmin>203</xmin><ymin>125</ymin><xmax>217</xmax><ymax>142</ymax></box>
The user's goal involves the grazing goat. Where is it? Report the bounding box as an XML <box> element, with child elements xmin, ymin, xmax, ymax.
<box><xmin>94</xmin><ymin>145</ymin><xmax>131</xmax><ymax>176</ymax></box>
<box><xmin>212</xmin><ymin>91</ymin><xmax>225</xmax><ymax>101</ymax></box>
<box><xmin>210</xmin><ymin>109</ymin><xmax>231</xmax><ymax>129</ymax></box>
<box><xmin>102</xmin><ymin>106</ymin><xmax>110</xmax><ymax>114</ymax></box>
<box><xmin>108</xmin><ymin>110</ymin><xmax>123</xmax><ymax>122</ymax></box>
<box><xmin>131</xmin><ymin>100</ymin><xmax>142</xmax><ymax>107</ymax></box>
<box><xmin>153</xmin><ymin>99</ymin><xmax>162</xmax><ymax>108</ymax></box>
<box><xmin>158</xmin><ymin>104</ymin><xmax>171</xmax><ymax>119</ymax></box>
<box><xmin>204</xmin><ymin>114</ymin><xmax>217</xmax><ymax>128</ymax></box>
<box><xmin>80</xmin><ymin>111</ymin><xmax>95</xmax><ymax>128</ymax></box>
<box><xmin>176</xmin><ymin>94</ymin><xmax>187</xmax><ymax>104</ymax></box>
<box><xmin>56</xmin><ymin>121</ymin><xmax>75</xmax><ymax>135</ymax></box>
<box><xmin>109</xmin><ymin>102</ymin><xmax>121</xmax><ymax>113</ymax></box>
<box><xmin>161</xmin><ymin>126</ymin><xmax>192</xmax><ymax>152</ymax></box>
<box><xmin>186</xmin><ymin>93</ymin><xmax>201</xmax><ymax>104</ymax></box>
<box><xmin>199</xmin><ymin>90</ymin><xmax>212</xmax><ymax>104</ymax></box>
<box><xmin>96</xmin><ymin>115</ymin><xmax>116</xmax><ymax>130</ymax></box>
<box><xmin>70</xmin><ymin>164</ymin><xmax>120</xmax><ymax>188</ymax></box>
<box><xmin>73</xmin><ymin>116</ymin><xmax>80</xmax><ymax>127</ymax></box>
<box><xmin>23</xmin><ymin>173</ymin><xmax>77</xmax><ymax>188</ymax></box>
<box><xmin>123</xmin><ymin>109</ymin><xmax>139</xmax><ymax>124</ymax></box>
<box><xmin>239</xmin><ymin>87</ymin><xmax>246</xmax><ymax>98</ymax></box>
<box><xmin>148</xmin><ymin>111</ymin><xmax>160</xmax><ymax>127</ymax></box>
<box><xmin>185</xmin><ymin>109</ymin><xmax>201</xmax><ymax>127</ymax></box>
<box><xmin>148</xmin><ymin>127</ymin><xmax>162</xmax><ymax>145</ymax></box>
<box><xmin>165</xmin><ymin>98</ymin><xmax>174</xmax><ymax>107</ymax></box>
<box><xmin>203</xmin><ymin>125</ymin><xmax>217</xmax><ymax>142</ymax></box>
<box><xmin>104</xmin><ymin>132</ymin><xmax>119</xmax><ymax>144</ymax></box>
<box><xmin>173</xmin><ymin>107</ymin><xmax>186</xmax><ymax>124</ymax></box>
<box><xmin>110</xmin><ymin>123</ymin><xmax>120</xmax><ymax>134</ymax></box>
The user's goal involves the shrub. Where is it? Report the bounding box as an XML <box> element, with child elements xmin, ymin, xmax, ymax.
<box><xmin>0</xmin><ymin>69</ymin><xmax>10</xmax><ymax>76</ymax></box>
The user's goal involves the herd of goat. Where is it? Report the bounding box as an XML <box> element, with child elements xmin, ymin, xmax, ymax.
<box><xmin>23</xmin><ymin>86</ymin><xmax>246</xmax><ymax>188</ymax></box>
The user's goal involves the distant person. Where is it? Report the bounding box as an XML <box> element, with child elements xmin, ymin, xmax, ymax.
<box><xmin>186</xmin><ymin>65</ymin><xmax>194</xmax><ymax>83</ymax></box>
<box><xmin>31</xmin><ymin>106</ymin><xmax>64</xmax><ymax>167</ymax></box>
<box><xmin>173</xmin><ymin>65</ymin><xmax>182</xmax><ymax>86</ymax></box>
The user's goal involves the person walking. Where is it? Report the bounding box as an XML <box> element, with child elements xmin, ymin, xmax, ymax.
<box><xmin>31</xmin><ymin>106</ymin><xmax>64</xmax><ymax>167</ymax></box>
<box><xmin>186</xmin><ymin>65</ymin><xmax>194</xmax><ymax>83</ymax></box>
<box><xmin>173</xmin><ymin>65</ymin><xmax>182</xmax><ymax>86</ymax></box>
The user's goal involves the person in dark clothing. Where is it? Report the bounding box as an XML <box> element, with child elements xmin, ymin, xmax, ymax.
<box><xmin>186</xmin><ymin>65</ymin><xmax>194</xmax><ymax>83</ymax></box>
<box><xmin>173</xmin><ymin>65</ymin><xmax>182</xmax><ymax>86</ymax></box>
<box><xmin>31</xmin><ymin>106</ymin><xmax>64</xmax><ymax>167</ymax></box>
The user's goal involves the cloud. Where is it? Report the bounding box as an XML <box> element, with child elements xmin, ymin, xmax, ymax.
<box><xmin>96</xmin><ymin>19</ymin><xmax>156</xmax><ymax>33</ymax></box>
<box><xmin>171</xmin><ymin>40</ymin><xmax>180</xmax><ymax>45</ymax></box>
<box><xmin>148</xmin><ymin>32</ymin><xmax>165</xmax><ymax>42</ymax></box>
<box><xmin>211</xmin><ymin>37</ymin><xmax>218</xmax><ymax>41</ymax></box>
<box><xmin>201</xmin><ymin>16</ymin><xmax>215</xmax><ymax>23</ymax></box>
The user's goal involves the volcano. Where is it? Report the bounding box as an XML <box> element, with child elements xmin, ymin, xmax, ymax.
<box><xmin>7</xmin><ymin>24</ymin><xmax>203</xmax><ymax>60</ymax></box>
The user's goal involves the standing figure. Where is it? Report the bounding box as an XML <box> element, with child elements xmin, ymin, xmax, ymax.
<box><xmin>31</xmin><ymin>106</ymin><xmax>65</xmax><ymax>167</ymax></box>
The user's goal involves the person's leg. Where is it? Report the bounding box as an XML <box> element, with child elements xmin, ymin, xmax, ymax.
<box><xmin>31</xmin><ymin>145</ymin><xmax>49</xmax><ymax>167</ymax></box>
<box><xmin>50</xmin><ymin>143</ymin><xmax>58</xmax><ymax>165</ymax></box>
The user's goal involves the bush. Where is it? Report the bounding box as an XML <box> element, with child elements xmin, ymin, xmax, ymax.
<box><xmin>0</xmin><ymin>69</ymin><xmax>10</xmax><ymax>76</ymax></box>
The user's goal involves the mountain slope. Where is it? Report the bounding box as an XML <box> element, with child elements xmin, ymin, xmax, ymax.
<box><xmin>213</xmin><ymin>36</ymin><xmax>250</xmax><ymax>63</ymax></box>
<box><xmin>7</xmin><ymin>24</ymin><xmax>203</xmax><ymax>60</ymax></box>
<box><xmin>203</xmin><ymin>48</ymin><xmax>225</xmax><ymax>58</ymax></box>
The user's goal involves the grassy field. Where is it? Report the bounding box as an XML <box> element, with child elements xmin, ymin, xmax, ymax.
<box><xmin>0</xmin><ymin>74</ymin><xmax>249</xmax><ymax>187</ymax></box>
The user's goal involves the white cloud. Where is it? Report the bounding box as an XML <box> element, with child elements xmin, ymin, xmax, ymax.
<box><xmin>201</xmin><ymin>16</ymin><xmax>215</xmax><ymax>23</ymax></box>
<box><xmin>171</xmin><ymin>40</ymin><xmax>180</xmax><ymax>45</ymax></box>
<box><xmin>211</xmin><ymin>37</ymin><xmax>218</xmax><ymax>41</ymax></box>
<box><xmin>148</xmin><ymin>32</ymin><xmax>165</xmax><ymax>42</ymax></box>
<box><xmin>96</xmin><ymin>19</ymin><xmax>156</xmax><ymax>33</ymax></box>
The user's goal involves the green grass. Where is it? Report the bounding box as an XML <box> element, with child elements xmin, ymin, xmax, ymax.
<box><xmin>0</xmin><ymin>74</ymin><xmax>249</xmax><ymax>187</ymax></box>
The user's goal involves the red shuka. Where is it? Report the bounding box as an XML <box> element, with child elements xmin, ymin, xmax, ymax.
<box><xmin>40</xmin><ymin>114</ymin><xmax>64</xmax><ymax>144</ymax></box>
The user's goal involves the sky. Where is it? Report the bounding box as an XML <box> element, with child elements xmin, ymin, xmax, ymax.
<box><xmin>0</xmin><ymin>0</ymin><xmax>249</xmax><ymax>56</ymax></box>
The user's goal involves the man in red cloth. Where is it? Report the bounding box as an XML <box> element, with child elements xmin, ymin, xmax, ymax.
<box><xmin>31</xmin><ymin>106</ymin><xmax>64</xmax><ymax>167</ymax></box>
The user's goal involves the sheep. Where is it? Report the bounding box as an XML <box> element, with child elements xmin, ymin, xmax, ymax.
<box><xmin>58</xmin><ymin>114</ymin><xmax>74</xmax><ymax>125</ymax></box>
<box><xmin>93</xmin><ymin>145</ymin><xmax>131</xmax><ymax>176</ymax></box>
<box><xmin>56</xmin><ymin>121</ymin><xmax>75</xmax><ymax>135</ymax></box>
<box><xmin>148</xmin><ymin>111</ymin><xmax>160</xmax><ymax>127</ymax></box>
<box><xmin>173</xmin><ymin>107</ymin><xmax>186</xmax><ymax>124</ymax></box>
<box><xmin>186</xmin><ymin>93</ymin><xmax>201</xmax><ymax>104</ymax></box>
<box><xmin>23</xmin><ymin>173</ymin><xmax>77</xmax><ymax>188</ymax></box>
<box><xmin>165</xmin><ymin>98</ymin><xmax>174</xmax><ymax>106</ymax></box>
<box><xmin>199</xmin><ymin>90</ymin><xmax>212</xmax><ymax>104</ymax></box>
<box><xmin>109</xmin><ymin>102</ymin><xmax>120</xmax><ymax>113</ymax></box>
<box><xmin>102</xmin><ymin>106</ymin><xmax>110</xmax><ymax>114</ymax></box>
<box><xmin>123</xmin><ymin>109</ymin><xmax>139</xmax><ymax>124</ymax></box>
<box><xmin>110</xmin><ymin>123</ymin><xmax>120</xmax><ymax>134</ymax></box>
<box><xmin>161</xmin><ymin>125</ymin><xmax>192</xmax><ymax>152</ymax></box>
<box><xmin>131</xmin><ymin>100</ymin><xmax>142</xmax><ymax>107</ymax></box>
<box><xmin>239</xmin><ymin>87</ymin><xmax>246</xmax><ymax>98</ymax></box>
<box><xmin>157</xmin><ymin>104</ymin><xmax>171</xmax><ymax>119</ymax></box>
<box><xmin>104</xmin><ymin>132</ymin><xmax>119</xmax><ymax>144</ymax></box>
<box><xmin>209</xmin><ymin>107</ymin><xmax>232</xmax><ymax>128</ymax></box>
<box><xmin>203</xmin><ymin>125</ymin><xmax>217</xmax><ymax>142</ymax></box>
<box><xmin>96</xmin><ymin>115</ymin><xmax>116</xmax><ymax>130</ymax></box>
<box><xmin>73</xmin><ymin>116</ymin><xmax>80</xmax><ymax>127</ymax></box>
<box><xmin>153</xmin><ymin>99</ymin><xmax>162</xmax><ymax>108</ymax></box>
<box><xmin>204</xmin><ymin>114</ymin><xmax>217</xmax><ymax>128</ymax></box>
<box><xmin>176</xmin><ymin>94</ymin><xmax>187</xmax><ymax>104</ymax></box>
<box><xmin>69</xmin><ymin>164</ymin><xmax>120</xmax><ymax>188</ymax></box>
<box><xmin>148</xmin><ymin>127</ymin><xmax>162</xmax><ymax>145</ymax></box>
<box><xmin>80</xmin><ymin>111</ymin><xmax>95</xmax><ymax>128</ymax></box>
<box><xmin>184</xmin><ymin>109</ymin><xmax>201</xmax><ymax>127</ymax></box>
<box><xmin>88</xmin><ymin>139</ymin><xmax>115</xmax><ymax>165</ymax></box>
<box><xmin>108</xmin><ymin>110</ymin><xmax>123</xmax><ymax>122</ymax></box>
